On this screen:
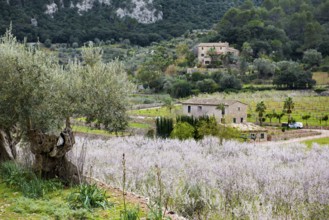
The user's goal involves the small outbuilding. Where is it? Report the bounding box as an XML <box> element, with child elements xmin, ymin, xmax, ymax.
<box><xmin>231</xmin><ymin>123</ymin><xmax>268</xmax><ymax>142</ymax></box>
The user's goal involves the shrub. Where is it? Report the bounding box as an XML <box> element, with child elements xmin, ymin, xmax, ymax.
<box><xmin>196</xmin><ymin>117</ymin><xmax>219</xmax><ymax>139</ymax></box>
<box><xmin>314</xmin><ymin>88</ymin><xmax>327</xmax><ymax>94</ymax></box>
<box><xmin>68</xmin><ymin>184</ymin><xmax>111</xmax><ymax>210</ymax></box>
<box><xmin>174</xmin><ymin>183</ymin><xmax>209</xmax><ymax>219</ymax></box>
<box><xmin>0</xmin><ymin>161</ymin><xmax>27</xmax><ymax>187</ymax></box>
<box><xmin>145</xmin><ymin>129</ymin><xmax>155</xmax><ymax>139</ymax></box>
<box><xmin>21</xmin><ymin>178</ymin><xmax>63</xmax><ymax>199</ymax></box>
<box><xmin>0</xmin><ymin>161</ymin><xmax>63</xmax><ymax>198</ymax></box>
<box><xmin>21</xmin><ymin>178</ymin><xmax>46</xmax><ymax>198</ymax></box>
<box><xmin>170</xmin><ymin>122</ymin><xmax>195</xmax><ymax>140</ymax></box>
<box><xmin>143</xmin><ymin>98</ymin><xmax>153</xmax><ymax>104</ymax></box>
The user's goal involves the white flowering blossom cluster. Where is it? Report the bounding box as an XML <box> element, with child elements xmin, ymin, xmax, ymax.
<box><xmin>68</xmin><ymin>136</ymin><xmax>329</xmax><ymax>219</ymax></box>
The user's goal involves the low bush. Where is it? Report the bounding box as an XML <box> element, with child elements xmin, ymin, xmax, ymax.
<box><xmin>170</xmin><ymin>122</ymin><xmax>195</xmax><ymax>140</ymax></box>
<box><xmin>120</xmin><ymin>207</ymin><xmax>140</xmax><ymax>220</ymax></box>
<box><xmin>21</xmin><ymin>178</ymin><xmax>63</xmax><ymax>199</ymax></box>
<box><xmin>314</xmin><ymin>87</ymin><xmax>327</xmax><ymax>94</ymax></box>
<box><xmin>0</xmin><ymin>161</ymin><xmax>28</xmax><ymax>187</ymax></box>
<box><xmin>67</xmin><ymin>184</ymin><xmax>111</xmax><ymax>210</ymax></box>
<box><xmin>0</xmin><ymin>161</ymin><xmax>63</xmax><ymax>199</ymax></box>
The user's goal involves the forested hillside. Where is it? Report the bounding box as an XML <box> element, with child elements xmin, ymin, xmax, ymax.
<box><xmin>0</xmin><ymin>0</ymin><xmax>262</xmax><ymax>46</ymax></box>
<box><xmin>213</xmin><ymin>0</ymin><xmax>329</xmax><ymax>60</ymax></box>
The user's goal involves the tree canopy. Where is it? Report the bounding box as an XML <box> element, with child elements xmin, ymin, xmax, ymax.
<box><xmin>0</xmin><ymin>29</ymin><xmax>134</xmax><ymax>177</ymax></box>
<box><xmin>0</xmin><ymin>29</ymin><xmax>133</xmax><ymax>134</ymax></box>
<box><xmin>215</xmin><ymin>0</ymin><xmax>329</xmax><ymax>60</ymax></box>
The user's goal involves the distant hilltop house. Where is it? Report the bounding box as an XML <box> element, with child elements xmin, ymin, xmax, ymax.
<box><xmin>198</xmin><ymin>42</ymin><xmax>239</xmax><ymax>66</ymax></box>
<box><xmin>181</xmin><ymin>98</ymin><xmax>247</xmax><ymax>124</ymax></box>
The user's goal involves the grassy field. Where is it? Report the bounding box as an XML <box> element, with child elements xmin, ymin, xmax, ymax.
<box><xmin>246</xmin><ymin>96</ymin><xmax>329</xmax><ymax>126</ymax></box>
<box><xmin>129</xmin><ymin>122</ymin><xmax>151</xmax><ymax>129</ymax></box>
<box><xmin>303</xmin><ymin>137</ymin><xmax>329</xmax><ymax>147</ymax></box>
<box><xmin>313</xmin><ymin>72</ymin><xmax>329</xmax><ymax>85</ymax></box>
<box><xmin>0</xmin><ymin>180</ymin><xmax>144</xmax><ymax>219</ymax></box>
<box><xmin>129</xmin><ymin>105</ymin><xmax>182</xmax><ymax>118</ymax></box>
<box><xmin>198</xmin><ymin>90</ymin><xmax>329</xmax><ymax>126</ymax></box>
<box><xmin>73</xmin><ymin>125</ymin><xmax>114</xmax><ymax>136</ymax></box>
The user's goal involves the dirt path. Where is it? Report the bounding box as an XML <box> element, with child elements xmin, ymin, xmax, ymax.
<box><xmin>261</xmin><ymin>129</ymin><xmax>329</xmax><ymax>146</ymax></box>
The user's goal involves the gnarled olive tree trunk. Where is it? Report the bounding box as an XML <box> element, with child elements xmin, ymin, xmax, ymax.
<box><xmin>0</xmin><ymin>130</ymin><xmax>16</xmax><ymax>161</ymax></box>
<box><xmin>27</xmin><ymin>126</ymin><xmax>79</xmax><ymax>183</ymax></box>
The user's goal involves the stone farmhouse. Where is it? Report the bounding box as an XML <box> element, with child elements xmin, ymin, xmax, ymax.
<box><xmin>181</xmin><ymin>98</ymin><xmax>268</xmax><ymax>141</ymax></box>
<box><xmin>181</xmin><ymin>98</ymin><xmax>247</xmax><ymax>124</ymax></box>
<box><xmin>198</xmin><ymin>42</ymin><xmax>239</xmax><ymax>66</ymax></box>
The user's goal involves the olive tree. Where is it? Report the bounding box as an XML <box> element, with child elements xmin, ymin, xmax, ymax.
<box><xmin>0</xmin><ymin>29</ymin><xmax>134</xmax><ymax>180</ymax></box>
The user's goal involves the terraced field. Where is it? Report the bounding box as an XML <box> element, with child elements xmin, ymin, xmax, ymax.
<box><xmin>196</xmin><ymin>90</ymin><xmax>329</xmax><ymax>126</ymax></box>
<box><xmin>313</xmin><ymin>72</ymin><xmax>329</xmax><ymax>85</ymax></box>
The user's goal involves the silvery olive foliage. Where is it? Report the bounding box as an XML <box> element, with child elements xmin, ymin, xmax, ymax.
<box><xmin>0</xmin><ymin>28</ymin><xmax>133</xmax><ymax>134</ymax></box>
<box><xmin>70</xmin><ymin>136</ymin><xmax>329</xmax><ymax>219</ymax></box>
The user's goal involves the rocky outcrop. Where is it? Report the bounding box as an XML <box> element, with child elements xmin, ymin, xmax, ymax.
<box><xmin>116</xmin><ymin>0</ymin><xmax>163</xmax><ymax>24</ymax></box>
<box><xmin>44</xmin><ymin>0</ymin><xmax>162</xmax><ymax>23</ymax></box>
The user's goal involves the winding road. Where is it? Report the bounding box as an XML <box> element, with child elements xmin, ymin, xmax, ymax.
<box><xmin>261</xmin><ymin>129</ymin><xmax>329</xmax><ymax>146</ymax></box>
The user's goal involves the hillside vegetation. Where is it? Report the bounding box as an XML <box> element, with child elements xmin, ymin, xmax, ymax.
<box><xmin>214</xmin><ymin>0</ymin><xmax>329</xmax><ymax>60</ymax></box>
<box><xmin>0</xmin><ymin>0</ymin><xmax>261</xmax><ymax>46</ymax></box>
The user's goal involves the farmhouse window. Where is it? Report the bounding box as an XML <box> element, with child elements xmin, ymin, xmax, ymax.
<box><xmin>261</xmin><ymin>133</ymin><xmax>265</xmax><ymax>139</ymax></box>
<box><xmin>205</xmin><ymin>61</ymin><xmax>210</xmax><ymax>64</ymax></box>
<box><xmin>241</xmin><ymin>117</ymin><xmax>244</xmax><ymax>123</ymax></box>
<box><xmin>198</xmin><ymin>106</ymin><xmax>202</xmax><ymax>111</ymax></box>
<box><xmin>238</xmin><ymin>107</ymin><xmax>240</xmax><ymax>111</ymax></box>
<box><xmin>201</xmin><ymin>53</ymin><xmax>204</xmax><ymax>57</ymax></box>
<box><xmin>251</xmin><ymin>133</ymin><xmax>256</xmax><ymax>139</ymax></box>
<box><xmin>233</xmin><ymin>118</ymin><xmax>236</xmax><ymax>123</ymax></box>
<box><xmin>188</xmin><ymin>106</ymin><xmax>191</xmax><ymax>113</ymax></box>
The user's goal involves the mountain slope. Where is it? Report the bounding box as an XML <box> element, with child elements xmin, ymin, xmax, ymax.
<box><xmin>0</xmin><ymin>0</ymin><xmax>262</xmax><ymax>46</ymax></box>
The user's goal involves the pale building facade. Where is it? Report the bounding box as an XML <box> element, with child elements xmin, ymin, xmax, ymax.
<box><xmin>181</xmin><ymin>98</ymin><xmax>247</xmax><ymax>124</ymax></box>
<box><xmin>197</xmin><ymin>42</ymin><xmax>239</xmax><ymax>66</ymax></box>
<box><xmin>231</xmin><ymin>123</ymin><xmax>268</xmax><ymax>142</ymax></box>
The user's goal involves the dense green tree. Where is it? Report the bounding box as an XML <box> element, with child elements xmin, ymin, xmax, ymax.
<box><xmin>214</xmin><ymin>0</ymin><xmax>329</xmax><ymax>60</ymax></box>
<box><xmin>253</xmin><ymin>58</ymin><xmax>276</xmax><ymax>79</ymax></box>
<box><xmin>170</xmin><ymin>80</ymin><xmax>192</xmax><ymax>98</ymax></box>
<box><xmin>274</xmin><ymin>61</ymin><xmax>316</xmax><ymax>89</ymax></box>
<box><xmin>196</xmin><ymin>79</ymin><xmax>218</xmax><ymax>93</ymax></box>
<box><xmin>302</xmin><ymin>49</ymin><xmax>322</xmax><ymax>69</ymax></box>
<box><xmin>218</xmin><ymin>73</ymin><xmax>242</xmax><ymax>91</ymax></box>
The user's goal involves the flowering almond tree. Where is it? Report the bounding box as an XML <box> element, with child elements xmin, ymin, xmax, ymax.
<box><xmin>0</xmin><ymin>29</ymin><xmax>133</xmax><ymax>180</ymax></box>
<box><xmin>70</xmin><ymin>136</ymin><xmax>329</xmax><ymax>219</ymax></box>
